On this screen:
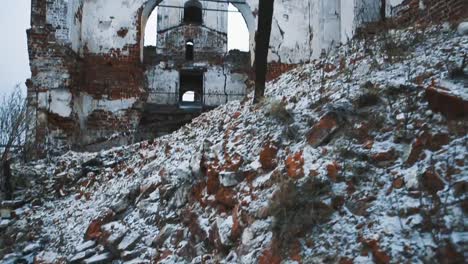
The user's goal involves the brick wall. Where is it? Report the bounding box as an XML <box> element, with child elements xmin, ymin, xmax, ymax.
<box><xmin>266</xmin><ymin>63</ymin><xmax>298</xmax><ymax>82</ymax></box>
<box><xmin>393</xmin><ymin>0</ymin><xmax>468</xmax><ymax>25</ymax></box>
<box><xmin>80</xmin><ymin>55</ymin><xmax>145</xmax><ymax>100</ymax></box>
<box><xmin>46</xmin><ymin>0</ymin><xmax>70</xmax><ymax>43</ymax></box>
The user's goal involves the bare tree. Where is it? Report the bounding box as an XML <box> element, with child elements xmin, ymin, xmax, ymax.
<box><xmin>253</xmin><ymin>0</ymin><xmax>275</xmax><ymax>103</ymax></box>
<box><xmin>0</xmin><ymin>85</ymin><xmax>29</xmax><ymax>200</ymax></box>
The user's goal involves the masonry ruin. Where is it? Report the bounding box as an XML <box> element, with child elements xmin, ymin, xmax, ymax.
<box><xmin>26</xmin><ymin>0</ymin><xmax>465</xmax><ymax>158</ymax></box>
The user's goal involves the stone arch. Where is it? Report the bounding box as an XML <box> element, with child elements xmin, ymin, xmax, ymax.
<box><xmin>139</xmin><ymin>0</ymin><xmax>256</xmax><ymax>62</ymax></box>
<box><xmin>230</xmin><ymin>2</ymin><xmax>256</xmax><ymax>64</ymax></box>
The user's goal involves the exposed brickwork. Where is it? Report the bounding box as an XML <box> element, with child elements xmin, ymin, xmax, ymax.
<box><xmin>26</xmin><ymin>0</ymin><xmax>83</xmax><ymax>158</ymax></box>
<box><xmin>266</xmin><ymin>63</ymin><xmax>298</xmax><ymax>82</ymax></box>
<box><xmin>46</xmin><ymin>0</ymin><xmax>70</xmax><ymax>43</ymax></box>
<box><xmin>80</xmin><ymin>56</ymin><xmax>145</xmax><ymax>100</ymax></box>
<box><xmin>393</xmin><ymin>0</ymin><xmax>468</xmax><ymax>25</ymax></box>
<box><xmin>25</xmin><ymin>1</ymin><xmax>152</xmax><ymax>158</ymax></box>
<box><xmin>86</xmin><ymin>110</ymin><xmax>139</xmax><ymax>131</ymax></box>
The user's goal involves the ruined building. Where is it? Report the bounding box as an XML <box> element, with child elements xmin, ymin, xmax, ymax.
<box><xmin>26</xmin><ymin>0</ymin><xmax>466</xmax><ymax>158</ymax></box>
<box><xmin>140</xmin><ymin>0</ymin><xmax>250</xmax><ymax>140</ymax></box>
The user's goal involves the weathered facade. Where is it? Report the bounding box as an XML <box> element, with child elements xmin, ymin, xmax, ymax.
<box><xmin>27</xmin><ymin>0</ymin><xmax>398</xmax><ymax>157</ymax></box>
<box><xmin>139</xmin><ymin>0</ymin><xmax>251</xmax><ymax>139</ymax></box>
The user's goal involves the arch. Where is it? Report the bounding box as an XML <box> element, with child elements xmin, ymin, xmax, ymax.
<box><xmin>140</xmin><ymin>0</ymin><xmax>163</xmax><ymax>62</ymax></box>
<box><xmin>231</xmin><ymin>3</ymin><xmax>256</xmax><ymax>65</ymax></box>
<box><xmin>184</xmin><ymin>0</ymin><xmax>203</xmax><ymax>24</ymax></box>
<box><xmin>140</xmin><ymin>0</ymin><xmax>256</xmax><ymax>63</ymax></box>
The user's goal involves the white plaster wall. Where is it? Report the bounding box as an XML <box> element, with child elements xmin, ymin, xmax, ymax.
<box><xmin>69</xmin><ymin>0</ymin><xmax>84</xmax><ymax>52</ymax></box>
<box><xmin>341</xmin><ymin>0</ymin><xmax>356</xmax><ymax>43</ymax></box>
<box><xmin>245</xmin><ymin>0</ymin><xmax>342</xmax><ymax>62</ymax></box>
<box><xmin>355</xmin><ymin>0</ymin><xmax>382</xmax><ymax>23</ymax></box>
<box><xmin>38</xmin><ymin>89</ymin><xmax>73</xmax><ymax>117</ymax></box>
<box><xmin>386</xmin><ymin>0</ymin><xmax>407</xmax><ymax>17</ymax></box>
<box><xmin>73</xmin><ymin>93</ymin><xmax>138</xmax><ymax>127</ymax></box>
<box><xmin>146</xmin><ymin>65</ymin><xmax>180</xmax><ymax>104</ymax></box>
<box><xmin>321</xmin><ymin>0</ymin><xmax>341</xmax><ymax>52</ymax></box>
<box><xmin>50</xmin><ymin>0</ymin><xmax>383</xmax><ymax>61</ymax></box>
<box><xmin>81</xmin><ymin>0</ymin><xmax>146</xmax><ymax>55</ymax></box>
<box><xmin>44</xmin><ymin>0</ymin><xmax>83</xmax><ymax>50</ymax></box>
<box><xmin>245</xmin><ymin>0</ymin><xmax>381</xmax><ymax>61</ymax></box>
<box><xmin>49</xmin><ymin>89</ymin><xmax>73</xmax><ymax>117</ymax></box>
<box><xmin>145</xmin><ymin>65</ymin><xmax>247</xmax><ymax>106</ymax></box>
<box><xmin>203</xmin><ymin>66</ymin><xmax>247</xmax><ymax>106</ymax></box>
<box><xmin>46</xmin><ymin>0</ymin><xmax>70</xmax><ymax>44</ymax></box>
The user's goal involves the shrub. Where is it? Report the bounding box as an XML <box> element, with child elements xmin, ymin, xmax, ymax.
<box><xmin>268</xmin><ymin>177</ymin><xmax>333</xmax><ymax>255</ymax></box>
<box><xmin>267</xmin><ymin>99</ymin><xmax>293</xmax><ymax>124</ymax></box>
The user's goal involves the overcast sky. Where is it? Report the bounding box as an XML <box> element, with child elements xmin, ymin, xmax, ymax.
<box><xmin>0</xmin><ymin>0</ymin><xmax>31</xmax><ymax>97</ymax></box>
<box><xmin>0</xmin><ymin>1</ymin><xmax>248</xmax><ymax>97</ymax></box>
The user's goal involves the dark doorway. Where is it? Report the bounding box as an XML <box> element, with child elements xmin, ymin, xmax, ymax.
<box><xmin>186</xmin><ymin>40</ymin><xmax>194</xmax><ymax>60</ymax></box>
<box><xmin>180</xmin><ymin>71</ymin><xmax>203</xmax><ymax>107</ymax></box>
<box><xmin>184</xmin><ymin>0</ymin><xmax>203</xmax><ymax>24</ymax></box>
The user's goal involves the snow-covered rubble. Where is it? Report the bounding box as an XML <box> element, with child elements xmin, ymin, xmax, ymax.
<box><xmin>1</xmin><ymin>25</ymin><xmax>467</xmax><ymax>264</ymax></box>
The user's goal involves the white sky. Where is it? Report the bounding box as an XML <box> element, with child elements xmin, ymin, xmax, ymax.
<box><xmin>145</xmin><ymin>3</ymin><xmax>249</xmax><ymax>51</ymax></box>
<box><xmin>0</xmin><ymin>0</ymin><xmax>31</xmax><ymax>96</ymax></box>
<box><xmin>0</xmin><ymin>1</ymin><xmax>249</xmax><ymax>97</ymax></box>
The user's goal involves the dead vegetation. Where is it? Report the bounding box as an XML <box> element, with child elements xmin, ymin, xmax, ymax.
<box><xmin>268</xmin><ymin>177</ymin><xmax>333</xmax><ymax>256</ymax></box>
<box><xmin>0</xmin><ymin>85</ymin><xmax>29</xmax><ymax>200</ymax></box>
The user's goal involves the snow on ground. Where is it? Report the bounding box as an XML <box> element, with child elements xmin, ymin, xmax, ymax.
<box><xmin>1</xmin><ymin>25</ymin><xmax>467</xmax><ymax>263</ymax></box>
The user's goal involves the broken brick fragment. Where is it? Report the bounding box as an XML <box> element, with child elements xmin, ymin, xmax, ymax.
<box><xmin>407</xmin><ymin>131</ymin><xmax>450</xmax><ymax>165</ymax></box>
<box><xmin>326</xmin><ymin>161</ymin><xmax>341</xmax><ymax>182</ymax></box>
<box><xmin>258</xmin><ymin>240</ymin><xmax>282</xmax><ymax>264</ymax></box>
<box><xmin>371</xmin><ymin>148</ymin><xmax>397</xmax><ymax>166</ymax></box>
<box><xmin>84</xmin><ymin>209</ymin><xmax>116</xmax><ymax>240</ymax></box>
<box><xmin>215</xmin><ymin>187</ymin><xmax>237</xmax><ymax>209</ymax></box>
<box><xmin>307</xmin><ymin>112</ymin><xmax>340</xmax><ymax>147</ymax></box>
<box><xmin>425</xmin><ymin>85</ymin><xmax>468</xmax><ymax>120</ymax></box>
<box><xmin>392</xmin><ymin>177</ymin><xmax>405</xmax><ymax>189</ymax></box>
<box><xmin>285</xmin><ymin>151</ymin><xmax>305</xmax><ymax>179</ymax></box>
<box><xmin>421</xmin><ymin>169</ymin><xmax>445</xmax><ymax>195</ymax></box>
<box><xmin>259</xmin><ymin>141</ymin><xmax>279</xmax><ymax>171</ymax></box>
<box><xmin>361</xmin><ymin>239</ymin><xmax>391</xmax><ymax>264</ymax></box>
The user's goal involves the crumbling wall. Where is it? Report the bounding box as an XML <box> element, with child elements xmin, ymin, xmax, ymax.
<box><xmin>27</xmin><ymin>0</ymin><xmax>387</xmax><ymax>158</ymax></box>
<box><xmin>156</xmin><ymin>25</ymin><xmax>227</xmax><ymax>61</ymax></box>
<box><xmin>386</xmin><ymin>0</ymin><xmax>468</xmax><ymax>24</ymax></box>
<box><xmin>26</xmin><ymin>0</ymin><xmax>83</xmax><ymax>157</ymax></box>
<box><xmin>145</xmin><ymin>64</ymin><xmax>248</xmax><ymax>106</ymax></box>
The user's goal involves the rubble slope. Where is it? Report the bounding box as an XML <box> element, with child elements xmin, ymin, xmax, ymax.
<box><xmin>1</xmin><ymin>25</ymin><xmax>467</xmax><ymax>264</ymax></box>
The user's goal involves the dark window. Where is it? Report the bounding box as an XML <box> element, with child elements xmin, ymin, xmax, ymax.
<box><xmin>180</xmin><ymin>71</ymin><xmax>203</xmax><ymax>106</ymax></box>
<box><xmin>186</xmin><ymin>40</ymin><xmax>194</xmax><ymax>60</ymax></box>
<box><xmin>184</xmin><ymin>0</ymin><xmax>203</xmax><ymax>24</ymax></box>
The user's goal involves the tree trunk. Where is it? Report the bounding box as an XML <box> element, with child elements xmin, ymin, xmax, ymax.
<box><xmin>253</xmin><ymin>0</ymin><xmax>275</xmax><ymax>104</ymax></box>
<box><xmin>381</xmin><ymin>0</ymin><xmax>386</xmax><ymax>21</ymax></box>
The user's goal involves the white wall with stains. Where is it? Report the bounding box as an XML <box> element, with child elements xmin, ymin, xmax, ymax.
<box><xmin>80</xmin><ymin>0</ymin><xmax>145</xmax><ymax>55</ymax></box>
<box><xmin>145</xmin><ymin>64</ymin><xmax>247</xmax><ymax>106</ymax></box>
<box><xmin>47</xmin><ymin>0</ymin><xmax>382</xmax><ymax>62</ymax></box>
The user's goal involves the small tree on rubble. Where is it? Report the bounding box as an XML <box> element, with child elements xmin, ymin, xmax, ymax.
<box><xmin>0</xmin><ymin>85</ymin><xmax>29</xmax><ymax>200</ymax></box>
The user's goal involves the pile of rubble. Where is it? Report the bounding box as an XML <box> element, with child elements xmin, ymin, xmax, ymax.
<box><xmin>1</xmin><ymin>24</ymin><xmax>467</xmax><ymax>263</ymax></box>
